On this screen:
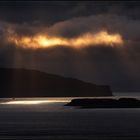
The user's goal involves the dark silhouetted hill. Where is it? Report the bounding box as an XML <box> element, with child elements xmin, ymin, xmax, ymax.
<box><xmin>0</xmin><ymin>68</ymin><xmax>112</xmax><ymax>97</ymax></box>
<box><xmin>65</xmin><ymin>98</ymin><xmax>140</xmax><ymax>108</ymax></box>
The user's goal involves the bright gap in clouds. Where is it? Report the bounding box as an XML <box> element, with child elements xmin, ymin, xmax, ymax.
<box><xmin>7</xmin><ymin>30</ymin><xmax>124</xmax><ymax>49</ymax></box>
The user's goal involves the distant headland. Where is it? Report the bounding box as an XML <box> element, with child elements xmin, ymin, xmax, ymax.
<box><xmin>65</xmin><ymin>98</ymin><xmax>140</xmax><ymax>108</ymax></box>
<box><xmin>0</xmin><ymin>68</ymin><xmax>112</xmax><ymax>97</ymax></box>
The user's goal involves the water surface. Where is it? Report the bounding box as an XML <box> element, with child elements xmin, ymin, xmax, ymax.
<box><xmin>0</xmin><ymin>97</ymin><xmax>140</xmax><ymax>139</ymax></box>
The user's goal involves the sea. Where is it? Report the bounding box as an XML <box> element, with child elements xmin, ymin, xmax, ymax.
<box><xmin>0</xmin><ymin>93</ymin><xmax>140</xmax><ymax>140</ymax></box>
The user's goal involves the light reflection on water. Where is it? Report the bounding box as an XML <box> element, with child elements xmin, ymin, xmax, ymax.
<box><xmin>1</xmin><ymin>100</ymin><xmax>66</xmax><ymax>105</ymax></box>
<box><xmin>0</xmin><ymin>97</ymin><xmax>73</xmax><ymax>112</ymax></box>
<box><xmin>0</xmin><ymin>98</ymin><xmax>70</xmax><ymax>105</ymax></box>
<box><xmin>0</xmin><ymin>98</ymin><xmax>69</xmax><ymax>105</ymax></box>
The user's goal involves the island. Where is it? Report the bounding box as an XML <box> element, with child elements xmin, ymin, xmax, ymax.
<box><xmin>65</xmin><ymin>98</ymin><xmax>140</xmax><ymax>108</ymax></box>
<box><xmin>0</xmin><ymin>68</ymin><xmax>112</xmax><ymax>97</ymax></box>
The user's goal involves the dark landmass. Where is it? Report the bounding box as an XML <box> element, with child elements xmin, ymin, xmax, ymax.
<box><xmin>0</xmin><ymin>68</ymin><xmax>112</xmax><ymax>97</ymax></box>
<box><xmin>65</xmin><ymin>98</ymin><xmax>140</xmax><ymax>108</ymax></box>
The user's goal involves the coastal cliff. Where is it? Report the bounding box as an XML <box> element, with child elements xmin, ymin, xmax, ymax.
<box><xmin>0</xmin><ymin>68</ymin><xmax>112</xmax><ymax>97</ymax></box>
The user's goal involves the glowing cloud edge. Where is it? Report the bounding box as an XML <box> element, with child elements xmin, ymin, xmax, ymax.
<box><xmin>7</xmin><ymin>30</ymin><xmax>124</xmax><ymax>49</ymax></box>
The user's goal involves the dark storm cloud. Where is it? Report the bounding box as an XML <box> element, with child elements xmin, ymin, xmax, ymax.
<box><xmin>0</xmin><ymin>1</ymin><xmax>140</xmax><ymax>24</ymax></box>
<box><xmin>0</xmin><ymin>1</ymin><xmax>140</xmax><ymax>92</ymax></box>
<box><xmin>1</xmin><ymin>14</ymin><xmax>140</xmax><ymax>43</ymax></box>
<box><xmin>47</xmin><ymin>14</ymin><xmax>140</xmax><ymax>40</ymax></box>
<box><xmin>0</xmin><ymin>15</ymin><xmax>140</xmax><ymax>42</ymax></box>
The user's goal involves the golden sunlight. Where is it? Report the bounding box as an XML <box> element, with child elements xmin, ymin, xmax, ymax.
<box><xmin>7</xmin><ymin>31</ymin><xmax>124</xmax><ymax>49</ymax></box>
<box><xmin>72</xmin><ymin>31</ymin><xmax>124</xmax><ymax>47</ymax></box>
<box><xmin>1</xmin><ymin>100</ymin><xmax>66</xmax><ymax>105</ymax></box>
<box><xmin>2</xmin><ymin>100</ymin><xmax>52</xmax><ymax>104</ymax></box>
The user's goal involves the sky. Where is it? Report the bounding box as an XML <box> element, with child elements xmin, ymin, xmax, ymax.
<box><xmin>0</xmin><ymin>1</ymin><xmax>140</xmax><ymax>92</ymax></box>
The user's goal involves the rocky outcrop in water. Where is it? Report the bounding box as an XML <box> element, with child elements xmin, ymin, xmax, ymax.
<box><xmin>65</xmin><ymin>98</ymin><xmax>140</xmax><ymax>108</ymax></box>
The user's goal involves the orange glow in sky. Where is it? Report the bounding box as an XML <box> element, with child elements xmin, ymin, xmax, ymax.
<box><xmin>8</xmin><ymin>30</ymin><xmax>124</xmax><ymax>49</ymax></box>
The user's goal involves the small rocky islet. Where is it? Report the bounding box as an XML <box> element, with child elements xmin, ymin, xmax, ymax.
<box><xmin>65</xmin><ymin>98</ymin><xmax>140</xmax><ymax>108</ymax></box>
